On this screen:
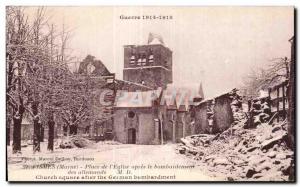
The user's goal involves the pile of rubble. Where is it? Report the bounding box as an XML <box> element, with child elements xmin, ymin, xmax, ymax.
<box><xmin>59</xmin><ymin>136</ymin><xmax>93</xmax><ymax>149</ymax></box>
<box><xmin>246</xmin><ymin>97</ymin><xmax>272</xmax><ymax>128</ymax></box>
<box><xmin>177</xmin><ymin>117</ymin><xmax>294</xmax><ymax>181</ymax></box>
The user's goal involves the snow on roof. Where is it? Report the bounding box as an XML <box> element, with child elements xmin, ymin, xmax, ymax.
<box><xmin>149</xmin><ymin>38</ymin><xmax>163</xmax><ymax>45</ymax></box>
<box><xmin>115</xmin><ymin>89</ymin><xmax>162</xmax><ymax>108</ymax></box>
<box><xmin>195</xmin><ymin>88</ymin><xmax>237</xmax><ymax>106</ymax></box>
<box><xmin>165</xmin><ymin>84</ymin><xmax>200</xmax><ymax>109</ymax></box>
<box><xmin>259</xmin><ymin>90</ymin><xmax>269</xmax><ymax>98</ymax></box>
<box><xmin>148</xmin><ymin>33</ymin><xmax>165</xmax><ymax>46</ymax></box>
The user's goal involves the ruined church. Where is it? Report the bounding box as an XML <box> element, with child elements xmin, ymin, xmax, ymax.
<box><xmin>113</xmin><ymin>34</ymin><xmax>204</xmax><ymax>144</ymax></box>
<box><xmin>75</xmin><ymin>34</ymin><xmax>204</xmax><ymax>144</ymax></box>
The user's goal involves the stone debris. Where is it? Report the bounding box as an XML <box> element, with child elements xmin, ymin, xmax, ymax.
<box><xmin>177</xmin><ymin>109</ymin><xmax>294</xmax><ymax>181</ymax></box>
<box><xmin>246</xmin><ymin>168</ymin><xmax>258</xmax><ymax>178</ymax></box>
<box><xmin>59</xmin><ymin>136</ymin><xmax>93</xmax><ymax>149</ymax></box>
<box><xmin>261</xmin><ymin>133</ymin><xmax>288</xmax><ymax>151</ymax></box>
<box><xmin>229</xmin><ymin>89</ymin><xmax>245</xmax><ymax>124</ymax></box>
<box><xmin>245</xmin><ymin>97</ymin><xmax>271</xmax><ymax>129</ymax></box>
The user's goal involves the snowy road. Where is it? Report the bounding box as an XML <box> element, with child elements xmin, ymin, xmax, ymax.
<box><xmin>7</xmin><ymin>143</ymin><xmax>223</xmax><ymax>181</ymax></box>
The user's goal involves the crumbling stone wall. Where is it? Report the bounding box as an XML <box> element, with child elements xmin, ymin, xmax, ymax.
<box><xmin>194</xmin><ymin>89</ymin><xmax>243</xmax><ymax>134</ymax></box>
<box><xmin>194</xmin><ymin>102</ymin><xmax>209</xmax><ymax>134</ymax></box>
<box><xmin>213</xmin><ymin>95</ymin><xmax>234</xmax><ymax>133</ymax></box>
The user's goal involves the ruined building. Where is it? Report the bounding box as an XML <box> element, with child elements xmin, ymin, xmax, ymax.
<box><xmin>77</xmin><ymin>34</ymin><xmax>238</xmax><ymax>145</ymax></box>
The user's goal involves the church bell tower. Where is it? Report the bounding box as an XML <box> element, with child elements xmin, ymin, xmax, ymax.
<box><xmin>123</xmin><ymin>33</ymin><xmax>172</xmax><ymax>90</ymax></box>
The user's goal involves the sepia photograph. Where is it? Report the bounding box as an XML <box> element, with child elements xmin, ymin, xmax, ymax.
<box><xmin>5</xmin><ymin>6</ymin><xmax>295</xmax><ymax>182</ymax></box>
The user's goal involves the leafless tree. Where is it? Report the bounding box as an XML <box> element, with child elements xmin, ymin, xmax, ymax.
<box><xmin>241</xmin><ymin>57</ymin><xmax>290</xmax><ymax>100</ymax></box>
<box><xmin>7</xmin><ymin>7</ymin><xmax>111</xmax><ymax>154</ymax></box>
<box><xmin>6</xmin><ymin>7</ymin><xmax>30</xmax><ymax>153</ymax></box>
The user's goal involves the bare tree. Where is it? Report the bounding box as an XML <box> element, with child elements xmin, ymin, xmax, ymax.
<box><xmin>242</xmin><ymin>57</ymin><xmax>290</xmax><ymax>100</ymax></box>
<box><xmin>6</xmin><ymin>7</ymin><xmax>30</xmax><ymax>153</ymax></box>
<box><xmin>6</xmin><ymin>7</ymin><xmax>73</xmax><ymax>153</ymax></box>
<box><xmin>6</xmin><ymin>7</ymin><xmax>109</xmax><ymax>153</ymax></box>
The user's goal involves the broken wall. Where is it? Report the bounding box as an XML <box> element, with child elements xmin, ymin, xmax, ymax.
<box><xmin>213</xmin><ymin>95</ymin><xmax>234</xmax><ymax>132</ymax></box>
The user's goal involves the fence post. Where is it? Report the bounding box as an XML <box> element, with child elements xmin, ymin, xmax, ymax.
<box><xmin>282</xmin><ymin>83</ymin><xmax>286</xmax><ymax>120</ymax></box>
<box><xmin>277</xmin><ymin>87</ymin><xmax>280</xmax><ymax>122</ymax></box>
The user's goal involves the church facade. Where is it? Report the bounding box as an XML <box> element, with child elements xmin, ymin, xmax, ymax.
<box><xmin>112</xmin><ymin>36</ymin><xmax>202</xmax><ymax>144</ymax></box>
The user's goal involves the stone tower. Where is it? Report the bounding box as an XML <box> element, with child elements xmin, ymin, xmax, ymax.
<box><xmin>123</xmin><ymin>37</ymin><xmax>172</xmax><ymax>89</ymax></box>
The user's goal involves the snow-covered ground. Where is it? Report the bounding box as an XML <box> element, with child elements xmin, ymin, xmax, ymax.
<box><xmin>7</xmin><ymin>141</ymin><xmax>222</xmax><ymax>181</ymax></box>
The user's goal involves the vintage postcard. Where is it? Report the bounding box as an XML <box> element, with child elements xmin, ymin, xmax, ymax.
<box><xmin>6</xmin><ymin>6</ymin><xmax>295</xmax><ymax>182</ymax></box>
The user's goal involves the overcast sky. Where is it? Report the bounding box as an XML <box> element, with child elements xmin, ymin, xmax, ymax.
<box><xmin>26</xmin><ymin>6</ymin><xmax>294</xmax><ymax>98</ymax></box>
